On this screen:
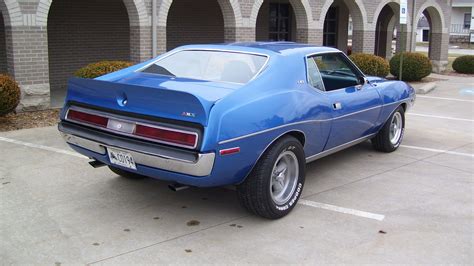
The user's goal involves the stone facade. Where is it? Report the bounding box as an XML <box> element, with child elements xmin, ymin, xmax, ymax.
<box><xmin>0</xmin><ymin>0</ymin><xmax>451</xmax><ymax>111</ymax></box>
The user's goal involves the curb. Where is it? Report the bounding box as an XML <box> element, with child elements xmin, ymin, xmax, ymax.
<box><xmin>414</xmin><ymin>82</ymin><xmax>436</xmax><ymax>95</ymax></box>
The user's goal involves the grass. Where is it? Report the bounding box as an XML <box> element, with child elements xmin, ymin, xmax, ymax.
<box><xmin>416</xmin><ymin>51</ymin><xmax>460</xmax><ymax>73</ymax></box>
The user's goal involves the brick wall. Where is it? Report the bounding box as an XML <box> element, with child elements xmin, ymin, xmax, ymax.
<box><xmin>47</xmin><ymin>0</ymin><xmax>130</xmax><ymax>95</ymax></box>
<box><xmin>166</xmin><ymin>0</ymin><xmax>224</xmax><ymax>50</ymax></box>
<box><xmin>0</xmin><ymin>13</ymin><xmax>6</xmax><ymax>74</ymax></box>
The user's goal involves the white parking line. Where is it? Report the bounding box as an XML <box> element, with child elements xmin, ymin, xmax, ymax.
<box><xmin>400</xmin><ymin>144</ymin><xmax>473</xmax><ymax>158</ymax></box>
<box><xmin>407</xmin><ymin>113</ymin><xmax>473</xmax><ymax>122</ymax></box>
<box><xmin>0</xmin><ymin>136</ymin><xmax>87</xmax><ymax>159</ymax></box>
<box><xmin>416</xmin><ymin>95</ymin><xmax>474</xmax><ymax>103</ymax></box>
<box><xmin>298</xmin><ymin>199</ymin><xmax>385</xmax><ymax>221</ymax></box>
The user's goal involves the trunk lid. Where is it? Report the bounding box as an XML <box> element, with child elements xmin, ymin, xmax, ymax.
<box><xmin>65</xmin><ymin>73</ymin><xmax>239</xmax><ymax>126</ymax></box>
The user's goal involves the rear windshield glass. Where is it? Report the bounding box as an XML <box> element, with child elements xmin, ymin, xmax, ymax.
<box><xmin>141</xmin><ymin>50</ymin><xmax>268</xmax><ymax>84</ymax></box>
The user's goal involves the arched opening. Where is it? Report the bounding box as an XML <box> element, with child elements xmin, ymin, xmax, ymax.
<box><xmin>374</xmin><ymin>3</ymin><xmax>399</xmax><ymax>59</ymax></box>
<box><xmin>416</xmin><ymin>7</ymin><xmax>444</xmax><ymax>61</ymax></box>
<box><xmin>256</xmin><ymin>0</ymin><xmax>297</xmax><ymax>42</ymax></box>
<box><xmin>0</xmin><ymin>11</ymin><xmax>7</xmax><ymax>74</ymax></box>
<box><xmin>47</xmin><ymin>0</ymin><xmax>131</xmax><ymax>107</ymax></box>
<box><xmin>322</xmin><ymin>0</ymin><xmax>363</xmax><ymax>54</ymax></box>
<box><xmin>166</xmin><ymin>0</ymin><xmax>225</xmax><ymax>50</ymax></box>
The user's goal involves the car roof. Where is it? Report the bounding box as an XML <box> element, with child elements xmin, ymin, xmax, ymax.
<box><xmin>174</xmin><ymin>42</ymin><xmax>341</xmax><ymax>57</ymax></box>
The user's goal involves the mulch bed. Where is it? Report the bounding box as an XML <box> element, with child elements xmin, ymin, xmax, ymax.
<box><xmin>0</xmin><ymin>109</ymin><xmax>61</xmax><ymax>132</ymax></box>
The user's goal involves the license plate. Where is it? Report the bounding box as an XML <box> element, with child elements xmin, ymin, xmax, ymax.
<box><xmin>107</xmin><ymin>148</ymin><xmax>137</xmax><ymax>170</ymax></box>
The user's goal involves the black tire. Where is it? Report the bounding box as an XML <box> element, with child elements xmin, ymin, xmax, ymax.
<box><xmin>237</xmin><ymin>136</ymin><xmax>305</xmax><ymax>219</ymax></box>
<box><xmin>108</xmin><ymin>166</ymin><xmax>148</xmax><ymax>179</ymax></box>
<box><xmin>372</xmin><ymin>105</ymin><xmax>405</xmax><ymax>152</ymax></box>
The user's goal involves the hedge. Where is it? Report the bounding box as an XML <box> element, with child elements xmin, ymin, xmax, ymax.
<box><xmin>0</xmin><ymin>74</ymin><xmax>21</xmax><ymax>116</ymax></box>
<box><xmin>349</xmin><ymin>53</ymin><xmax>390</xmax><ymax>77</ymax></box>
<box><xmin>389</xmin><ymin>52</ymin><xmax>432</xmax><ymax>81</ymax></box>
<box><xmin>452</xmin><ymin>55</ymin><xmax>474</xmax><ymax>74</ymax></box>
<box><xmin>74</xmin><ymin>61</ymin><xmax>133</xmax><ymax>79</ymax></box>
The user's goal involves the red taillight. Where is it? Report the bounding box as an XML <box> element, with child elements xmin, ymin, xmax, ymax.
<box><xmin>219</xmin><ymin>147</ymin><xmax>240</xmax><ymax>156</ymax></box>
<box><xmin>135</xmin><ymin>124</ymin><xmax>197</xmax><ymax>148</ymax></box>
<box><xmin>67</xmin><ymin>109</ymin><xmax>108</xmax><ymax>128</ymax></box>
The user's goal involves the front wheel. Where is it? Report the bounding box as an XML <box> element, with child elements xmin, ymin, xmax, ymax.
<box><xmin>237</xmin><ymin>136</ymin><xmax>305</xmax><ymax>219</ymax></box>
<box><xmin>372</xmin><ymin>105</ymin><xmax>405</xmax><ymax>152</ymax></box>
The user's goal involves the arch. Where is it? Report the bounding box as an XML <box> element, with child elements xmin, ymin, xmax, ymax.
<box><xmin>0</xmin><ymin>0</ymin><xmax>22</xmax><ymax>27</ymax></box>
<box><xmin>318</xmin><ymin>0</ymin><xmax>367</xmax><ymax>30</ymax></box>
<box><xmin>47</xmin><ymin>0</ymin><xmax>132</xmax><ymax>106</ymax></box>
<box><xmin>250</xmin><ymin>0</ymin><xmax>312</xmax><ymax>30</ymax></box>
<box><xmin>414</xmin><ymin>1</ymin><xmax>446</xmax><ymax>34</ymax></box>
<box><xmin>36</xmin><ymin>0</ymin><xmax>149</xmax><ymax>27</ymax></box>
<box><xmin>158</xmin><ymin>0</ymin><xmax>241</xmax><ymax>28</ymax></box>
<box><xmin>373</xmin><ymin>2</ymin><xmax>400</xmax><ymax>58</ymax></box>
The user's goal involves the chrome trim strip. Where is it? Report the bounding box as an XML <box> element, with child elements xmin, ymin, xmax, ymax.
<box><xmin>62</xmin><ymin>133</ymin><xmax>215</xmax><ymax>177</ymax></box>
<box><xmin>135</xmin><ymin>48</ymin><xmax>271</xmax><ymax>84</ymax></box>
<box><xmin>66</xmin><ymin>106</ymin><xmax>199</xmax><ymax>149</ymax></box>
<box><xmin>305</xmin><ymin>133</ymin><xmax>377</xmax><ymax>163</ymax></box>
<box><xmin>218</xmin><ymin>119</ymin><xmax>328</xmax><ymax>145</ymax></box>
<box><xmin>218</xmin><ymin>99</ymin><xmax>409</xmax><ymax>145</ymax></box>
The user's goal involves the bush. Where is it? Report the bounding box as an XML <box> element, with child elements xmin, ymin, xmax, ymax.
<box><xmin>0</xmin><ymin>74</ymin><xmax>21</xmax><ymax>116</ymax></box>
<box><xmin>74</xmin><ymin>61</ymin><xmax>133</xmax><ymax>79</ymax></box>
<box><xmin>390</xmin><ymin>52</ymin><xmax>432</xmax><ymax>81</ymax></box>
<box><xmin>349</xmin><ymin>53</ymin><xmax>390</xmax><ymax>77</ymax></box>
<box><xmin>452</xmin><ymin>55</ymin><xmax>474</xmax><ymax>74</ymax></box>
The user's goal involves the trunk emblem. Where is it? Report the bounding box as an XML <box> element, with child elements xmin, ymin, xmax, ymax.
<box><xmin>182</xmin><ymin>112</ymin><xmax>195</xmax><ymax>118</ymax></box>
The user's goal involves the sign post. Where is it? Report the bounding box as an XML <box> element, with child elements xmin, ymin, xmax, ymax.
<box><xmin>399</xmin><ymin>0</ymin><xmax>408</xmax><ymax>81</ymax></box>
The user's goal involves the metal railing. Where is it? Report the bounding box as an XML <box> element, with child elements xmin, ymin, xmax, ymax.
<box><xmin>450</xmin><ymin>24</ymin><xmax>471</xmax><ymax>35</ymax></box>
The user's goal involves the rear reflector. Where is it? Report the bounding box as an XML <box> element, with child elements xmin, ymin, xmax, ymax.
<box><xmin>135</xmin><ymin>124</ymin><xmax>197</xmax><ymax>148</ymax></box>
<box><xmin>67</xmin><ymin>109</ymin><xmax>108</xmax><ymax>128</ymax></box>
<box><xmin>219</xmin><ymin>147</ymin><xmax>240</xmax><ymax>156</ymax></box>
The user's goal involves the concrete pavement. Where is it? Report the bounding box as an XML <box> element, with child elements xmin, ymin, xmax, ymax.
<box><xmin>1</xmin><ymin>74</ymin><xmax>473</xmax><ymax>264</ymax></box>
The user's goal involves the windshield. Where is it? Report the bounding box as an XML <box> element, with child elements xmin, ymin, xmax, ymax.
<box><xmin>141</xmin><ymin>50</ymin><xmax>268</xmax><ymax>84</ymax></box>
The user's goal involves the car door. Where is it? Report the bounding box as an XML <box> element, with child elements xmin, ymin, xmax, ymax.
<box><xmin>307</xmin><ymin>52</ymin><xmax>383</xmax><ymax>150</ymax></box>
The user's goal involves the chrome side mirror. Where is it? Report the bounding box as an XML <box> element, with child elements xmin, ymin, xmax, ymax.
<box><xmin>358</xmin><ymin>76</ymin><xmax>369</xmax><ymax>86</ymax></box>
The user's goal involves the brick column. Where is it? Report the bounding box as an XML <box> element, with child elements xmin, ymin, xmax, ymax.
<box><xmin>130</xmin><ymin>25</ymin><xmax>153</xmax><ymax>62</ymax></box>
<box><xmin>429</xmin><ymin>32</ymin><xmax>449</xmax><ymax>73</ymax></box>
<box><xmin>352</xmin><ymin>30</ymin><xmax>376</xmax><ymax>54</ymax></box>
<box><xmin>9</xmin><ymin>26</ymin><xmax>50</xmax><ymax>111</ymax></box>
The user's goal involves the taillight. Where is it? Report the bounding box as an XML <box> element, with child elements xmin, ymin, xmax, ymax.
<box><xmin>67</xmin><ymin>109</ymin><xmax>108</xmax><ymax>128</ymax></box>
<box><xmin>135</xmin><ymin>124</ymin><xmax>197</xmax><ymax>148</ymax></box>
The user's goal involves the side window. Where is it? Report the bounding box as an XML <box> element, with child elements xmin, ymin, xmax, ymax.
<box><xmin>306</xmin><ymin>57</ymin><xmax>325</xmax><ymax>91</ymax></box>
<box><xmin>312</xmin><ymin>53</ymin><xmax>361</xmax><ymax>91</ymax></box>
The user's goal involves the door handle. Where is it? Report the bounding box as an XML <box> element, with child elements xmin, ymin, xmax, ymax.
<box><xmin>333</xmin><ymin>102</ymin><xmax>342</xmax><ymax>110</ymax></box>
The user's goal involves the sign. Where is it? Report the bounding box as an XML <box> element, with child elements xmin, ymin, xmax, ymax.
<box><xmin>400</xmin><ymin>0</ymin><xmax>408</xmax><ymax>24</ymax></box>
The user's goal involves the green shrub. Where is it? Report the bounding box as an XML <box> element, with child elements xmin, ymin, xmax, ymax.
<box><xmin>349</xmin><ymin>53</ymin><xmax>390</xmax><ymax>77</ymax></box>
<box><xmin>74</xmin><ymin>61</ymin><xmax>133</xmax><ymax>79</ymax></box>
<box><xmin>452</xmin><ymin>55</ymin><xmax>474</xmax><ymax>74</ymax></box>
<box><xmin>0</xmin><ymin>74</ymin><xmax>21</xmax><ymax>116</ymax></box>
<box><xmin>390</xmin><ymin>52</ymin><xmax>432</xmax><ymax>81</ymax></box>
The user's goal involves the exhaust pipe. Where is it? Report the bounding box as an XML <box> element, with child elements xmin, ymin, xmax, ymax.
<box><xmin>168</xmin><ymin>183</ymin><xmax>190</xmax><ymax>192</ymax></box>
<box><xmin>89</xmin><ymin>160</ymin><xmax>106</xmax><ymax>168</ymax></box>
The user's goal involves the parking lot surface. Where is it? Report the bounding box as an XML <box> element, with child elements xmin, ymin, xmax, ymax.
<box><xmin>1</xmin><ymin>75</ymin><xmax>473</xmax><ymax>264</ymax></box>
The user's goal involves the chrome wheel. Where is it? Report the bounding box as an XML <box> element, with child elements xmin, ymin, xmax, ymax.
<box><xmin>270</xmin><ymin>150</ymin><xmax>299</xmax><ymax>205</ymax></box>
<box><xmin>389</xmin><ymin>112</ymin><xmax>403</xmax><ymax>145</ymax></box>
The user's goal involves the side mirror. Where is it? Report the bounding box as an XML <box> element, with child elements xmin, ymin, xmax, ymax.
<box><xmin>358</xmin><ymin>76</ymin><xmax>369</xmax><ymax>86</ymax></box>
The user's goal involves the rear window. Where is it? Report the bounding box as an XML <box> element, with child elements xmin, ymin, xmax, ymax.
<box><xmin>141</xmin><ymin>50</ymin><xmax>268</xmax><ymax>84</ymax></box>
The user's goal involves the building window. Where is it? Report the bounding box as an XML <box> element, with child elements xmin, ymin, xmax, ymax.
<box><xmin>268</xmin><ymin>3</ymin><xmax>291</xmax><ymax>41</ymax></box>
<box><xmin>464</xmin><ymin>13</ymin><xmax>471</xmax><ymax>29</ymax></box>
<box><xmin>323</xmin><ymin>7</ymin><xmax>338</xmax><ymax>47</ymax></box>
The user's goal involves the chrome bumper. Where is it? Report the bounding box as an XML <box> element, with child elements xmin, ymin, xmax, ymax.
<box><xmin>61</xmin><ymin>132</ymin><xmax>215</xmax><ymax>177</ymax></box>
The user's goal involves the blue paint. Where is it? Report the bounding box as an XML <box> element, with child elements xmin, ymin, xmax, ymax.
<box><xmin>60</xmin><ymin>42</ymin><xmax>415</xmax><ymax>187</ymax></box>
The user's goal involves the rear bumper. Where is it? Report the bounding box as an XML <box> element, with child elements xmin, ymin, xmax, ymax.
<box><xmin>58</xmin><ymin>122</ymin><xmax>215</xmax><ymax>177</ymax></box>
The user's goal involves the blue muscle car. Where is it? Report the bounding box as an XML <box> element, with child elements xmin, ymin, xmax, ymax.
<box><xmin>59</xmin><ymin>42</ymin><xmax>415</xmax><ymax>219</ymax></box>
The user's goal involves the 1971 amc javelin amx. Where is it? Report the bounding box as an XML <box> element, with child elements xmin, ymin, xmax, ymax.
<box><xmin>59</xmin><ymin>42</ymin><xmax>415</xmax><ymax>219</ymax></box>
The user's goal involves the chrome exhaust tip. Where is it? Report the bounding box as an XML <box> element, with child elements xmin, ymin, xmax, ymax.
<box><xmin>168</xmin><ymin>183</ymin><xmax>190</xmax><ymax>192</ymax></box>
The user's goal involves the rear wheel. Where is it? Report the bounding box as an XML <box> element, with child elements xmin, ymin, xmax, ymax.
<box><xmin>237</xmin><ymin>136</ymin><xmax>305</xmax><ymax>219</ymax></box>
<box><xmin>108</xmin><ymin>166</ymin><xmax>147</xmax><ymax>179</ymax></box>
<box><xmin>372</xmin><ymin>106</ymin><xmax>405</xmax><ymax>152</ymax></box>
